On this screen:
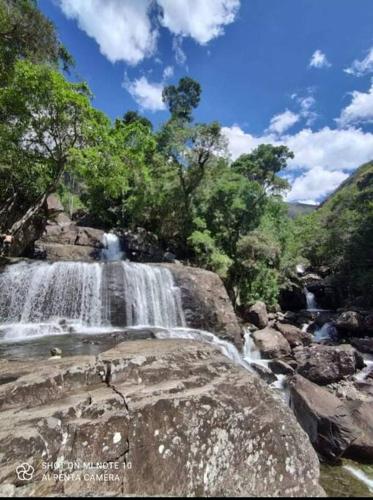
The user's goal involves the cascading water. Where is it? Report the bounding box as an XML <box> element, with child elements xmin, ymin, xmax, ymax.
<box><xmin>305</xmin><ymin>287</ymin><xmax>318</xmax><ymax>310</ymax></box>
<box><xmin>314</xmin><ymin>321</ymin><xmax>337</xmax><ymax>342</ymax></box>
<box><xmin>101</xmin><ymin>233</ymin><xmax>124</xmax><ymax>261</ymax></box>
<box><xmin>0</xmin><ymin>260</ymin><xmax>185</xmax><ymax>340</ymax></box>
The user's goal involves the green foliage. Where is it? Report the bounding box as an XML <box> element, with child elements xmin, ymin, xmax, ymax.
<box><xmin>298</xmin><ymin>161</ymin><xmax>373</xmax><ymax>305</ymax></box>
<box><xmin>162</xmin><ymin>77</ymin><xmax>201</xmax><ymax>122</ymax></box>
<box><xmin>0</xmin><ymin>0</ymin><xmax>72</xmax><ymax>84</ymax></box>
<box><xmin>0</xmin><ymin>60</ymin><xmax>103</xmax><ymax>232</ymax></box>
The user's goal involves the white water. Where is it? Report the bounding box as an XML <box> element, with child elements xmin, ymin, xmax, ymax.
<box><xmin>119</xmin><ymin>263</ymin><xmax>185</xmax><ymax>328</ymax></box>
<box><xmin>243</xmin><ymin>329</ymin><xmax>289</xmax><ymax>398</ymax></box>
<box><xmin>343</xmin><ymin>465</ymin><xmax>373</xmax><ymax>492</ymax></box>
<box><xmin>354</xmin><ymin>356</ymin><xmax>373</xmax><ymax>382</ymax></box>
<box><xmin>101</xmin><ymin>233</ymin><xmax>124</xmax><ymax>261</ymax></box>
<box><xmin>155</xmin><ymin>327</ymin><xmax>250</xmax><ymax>371</ymax></box>
<box><xmin>305</xmin><ymin>287</ymin><xmax>318</xmax><ymax>310</ymax></box>
<box><xmin>0</xmin><ymin>260</ymin><xmax>185</xmax><ymax>341</ymax></box>
<box><xmin>314</xmin><ymin>321</ymin><xmax>337</xmax><ymax>342</ymax></box>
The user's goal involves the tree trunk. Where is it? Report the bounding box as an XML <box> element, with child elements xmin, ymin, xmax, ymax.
<box><xmin>8</xmin><ymin>161</ymin><xmax>66</xmax><ymax>237</ymax></box>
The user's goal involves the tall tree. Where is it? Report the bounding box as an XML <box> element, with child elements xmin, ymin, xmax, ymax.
<box><xmin>0</xmin><ymin>61</ymin><xmax>104</xmax><ymax>238</ymax></box>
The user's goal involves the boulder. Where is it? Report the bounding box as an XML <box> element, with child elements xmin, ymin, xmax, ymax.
<box><xmin>252</xmin><ymin>327</ymin><xmax>291</xmax><ymax>359</ymax></box>
<box><xmin>33</xmin><ymin>222</ymin><xmax>105</xmax><ymax>261</ymax></box>
<box><xmin>245</xmin><ymin>301</ymin><xmax>268</xmax><ymax>329</ymax></box>
<box><xmin>160</xmin><ymin>263</ymin><xmax>242</xmax><ymax>348</ymax></box>
<box><xmin>250</xmin><ymin>362</ymin><xmax>277</xmax><ymax>384</ymax></box>
<box><xmin>122</xmin><ymin>227</ymin><xmax>168</xmax><ymax>262</ymax></box>
<box><xmin>0</xmin><ymin>340</ymin><xmax>324</xmax><ymax>497</ymax></box>
<box><xmin>336</xmin><ymin>311</ymin><xmax>366</xmax><ymax>335</ymax></box>
<box><xmin>46</xmin><ymin>194</ymin><xmax>64</xmax><ymax>216</ymax></box>
<box><xmin>289</xmin><ymin>375</ymin><xmax>358</xmax><ymax>462</ymax></box>
<box><xmin>294</xmin><ymin>344</ymin><xmax>364</xmax><ymax>385</ymax></box>
<box><xmin>269</xmin><ymin>359</ymin><xmax>295</xmax><ymax>375</ymax></box>
<box><xmin>346</xmin><ymin>400</ymin><xmax>373</xmax><ymax>460</ymax></box>
<box><xmin>275</xmin><ymin>322</ymin><xmax>313</xmax><ymax>348</ymax></box>
<box><xmin>351</xmin><ymin>337</ymin><xmax>373</xmax><ymax>355</ymax></box>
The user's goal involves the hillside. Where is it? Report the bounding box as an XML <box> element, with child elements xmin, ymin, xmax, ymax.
<box><xmin>304</xmin><ymin>161</ymin><xmax>373</xmax><ymax>305</ymax></box>
<box><xmin>287</xmin><ymin>202</ymin><xmax>317</xmax><ymax>219</ymax></box>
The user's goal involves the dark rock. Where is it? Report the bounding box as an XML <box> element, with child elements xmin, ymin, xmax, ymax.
<box><xmin>250</xmin><ymin>362</ymin><xmax>277</xmax><ymax>384</ymax></box>
<box><xmin>289</xmin><ymin>374</ymin><xmax>358</xmax><ymax>462</ymax></box>
<box><xmin>351</xmin><ymin>338</ymin><xmax>373</xmax><ymax>355</ymax></box>
<box><xmin>346</xmin><ymin>401</ymin><xmax>373</xmax><ymax>460</ymax></box>
<box><xmin>275</xmin><ymin>322</ymin><xmax>313</xmax><ymax>348</ymax></box>
<box><xmin>50</xmin><ymin>348</ymin><xmax>62</xmax><ymax>357</ymax></box>
<box><xmin>245</xmin><ymin>301</ymin><xmax>268</xmax><ymax>329</ymax></box>
<box><xmin>122</xmin><ymin>227</ymin><xmax>168</xmax><ymax>262</ymax></box>
<box><xmin>336</xmin><ymin>311</ymin><xmax>366</xmax><ymax>335</ymax></box>
<box><xmin>252</xmin><ymin>327</ymin><xmax>291</xmax><ymax>359</ymax></box>
<box><xmin>294</xmin><ymin>344</ymin><xmax>364</xmax><ymax>385</ymax></box>
<box><xmin>0</xmin><ymin>340</ymin><xmax>324</xmax><ymax>497</ymax></box>
<box><xmin>279</xmin><ymin>284</ymin><xmax>306</xmax><ymax>311</ymax></box>
<box><xmin>269</xmin><ymin>359</ymin><xmax>295</xmax><ymax>375</ymax></box>
<box><xmin>159</xmin><ymin>263</ymin><xmax>243</xmax><ymax>348</ymax></box>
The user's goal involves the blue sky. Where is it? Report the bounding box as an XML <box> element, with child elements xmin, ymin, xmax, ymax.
<box><xmin>40</xmin><ymin>0</ymin><xmax>373</xmax><ymax>203</ymax></box>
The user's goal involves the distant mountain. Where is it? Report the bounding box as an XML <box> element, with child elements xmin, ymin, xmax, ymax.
<box><xmin>287</xmin><ymin>202</ymin><xmax>317</xmax><ymax>219</ymax></box>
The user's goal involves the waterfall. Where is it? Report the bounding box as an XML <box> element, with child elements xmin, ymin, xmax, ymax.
<box><xmin>101</xmin><ymin>233</ymin><xmax>124</xmax><ymax>261</ymax></box>
<box><xmin>0</xmin><ymin>260</ymin><xmax>185</xmax><ymax>340</ymax></box>
<box><xmin>154</xmin><ymin>327</ymin><xmax>249</xmax><ymax>370</ymax></box>
<box><xmin>313</xmin><ymin>321</ymin><xmax>337</xmax><ymax>342</ymax></box>
<box><xmin>304</xmin><ymin>287</ymin><xmax>318</xmax><ymax>310</ymax></box>
<box><xmin>243</xmin><ymin>329</ymin><xmax>289</xmax><ymax>397</ymax></box>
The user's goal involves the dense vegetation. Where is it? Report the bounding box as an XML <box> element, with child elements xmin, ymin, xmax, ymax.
<box><xmin>295</xmin><ymin>162</ymin><xmax>373</xmax><ymax>306</ymax></box>
<box><xmin>1</xmin><ymin>0</ymin><xmax>371</xmax><ymax>311</ymax></box>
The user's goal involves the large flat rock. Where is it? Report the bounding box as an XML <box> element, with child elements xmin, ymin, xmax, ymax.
<box><xmin>0</xmin><ymin>339</ymin><xmax>323</xmax><ymax>497</ymax></box>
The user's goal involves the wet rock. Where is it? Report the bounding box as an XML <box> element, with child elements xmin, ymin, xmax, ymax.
<box><xmin>50</xmin><ymin>347</ymin><xmax>62</xmax><ymax>357</ymax></box>
<box><xmin>275</xmin><ymin>322</ymin><xmax>313</xmax><ymax>348</ymax></box>
<box><xmin>269</xmin><ymin>359</ymin><xmax>295</xmax><ymax>375</ymax></box>
<box><xmin>250</xmin><ymin>362</ymin><xmax>277</xmax><ymax>384</ymax></box>
<box><xmin>252</xmin><ymin>327</ymin><xmax>291</xmax><ymax>359</ymax></box>
<box><xmin>159</xmin><ymin>263</ymin><xmax>242</xmax><ymax>348</ymax></box>
<box><xmin>0</xmin><ymin>340</ymin><xmax>324</xmax><ymax>497</ymax></box>
<box><xmin>294</xmin><ymin>345</ymin><xmax>364</xmax><ymax>385</ymax></box>
<box><xmin>289</xmin><ymin>374</ymin><xmax>358</xmax><ymax>462</ymax></box>
<box><xmin>245</xmin><ymin>301</ymin><xmax>268</xmax><ymax>329</ymax></box>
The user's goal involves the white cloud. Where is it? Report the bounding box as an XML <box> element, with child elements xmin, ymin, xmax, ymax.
<box><xmin>163</xmin><ymin>65</ymin><xmax>174</xmax><ymax>79</ymax></box>
<box><xmin>267</xmin><ymin>109</ymin><xmax>300</xmax><ymax>135</ymax></box>
<box><xmin>58</xmin><ymin>0</ymin><xmax>241</xmax><ymax>66</ymax></box>
<box><xmin>309</xmin><ymin>49</ymin><xmax>331</xmax><ymax>69</ymax></box>
<box><xmin>337</xmin><ymin>83</ymin><xmax>373</xmax><ymax>127</ymax></box>
<box><xmin>345</xmin><ymin>47</ymin><xmax>373</xmax><ymax>77</ymax></box>
<box><xmin>286</xmin><ymin>167</ymin><xmax>348</xmax><ymax>202</ymax></box>
<box><xmin>157</xmin><ymin>0</ymin><xmax>240</xmax><ymax>45</ymax></box>
<box><xmin>172</xmin><ymin>36</ymin><xmax>187</xmax><ymax>65</ymax></box>
<box><xmin>123</xmin><ymin>76</ymin><xmax>166</xmax><ymax>112</ymax></box>
<box><xmin>222</xmin><ymin>124</ymin><xmax>373</xmax><ymax>201</ymax></box>
<box><xmin>58</xmin><ymin>0</ymin><xmax>157</xmax><ymax>65</ymax></box>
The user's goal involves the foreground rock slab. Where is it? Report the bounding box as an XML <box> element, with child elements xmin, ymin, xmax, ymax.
<box><xmin>0</xmin><ymin>340</ymin><xmax>323</xmax><ymax>497</ymax></box>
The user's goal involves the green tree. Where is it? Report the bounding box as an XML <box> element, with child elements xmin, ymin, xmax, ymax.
<box><xmin>0</xmin><ymin>0</ymin><xmax>72</xmax><ymax>84</ymax></box>
<box><xmin>232</xmin><ymin>144</ymin><xmax>293</xmax><ymax>193</ymax></box>
<box><xmin>162</xmin><ymin>77</ymin><xmax>201</xmax><ymax>122</ymax></box>
<box><xmin>0</xmin><ymin>60</ymin><xmax>104</xmax><ymax>237</ymax></box>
